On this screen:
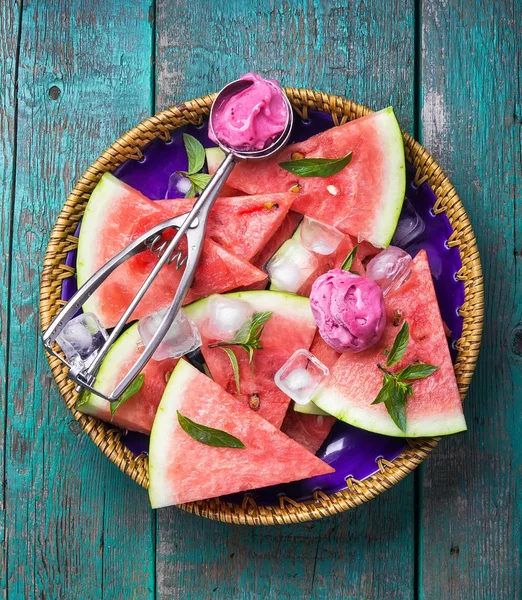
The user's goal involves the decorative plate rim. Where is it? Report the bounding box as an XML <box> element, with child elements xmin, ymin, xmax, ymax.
<box><xmin>39</xmin><ymin>88</ymin><xmax>484</xmax><ymax>525</ymax></box>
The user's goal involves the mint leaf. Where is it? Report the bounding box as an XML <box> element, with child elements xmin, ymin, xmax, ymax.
<box><xmin>371</xmin><ymin>373</ymin><xmax>395</xmax><ymax>405</ymax></box>
<box><xmin>341</xmin><ymin>245</ymin><xmax>359</xmax><ymax>272</ymax></box>
<box><xmin>397</xmin><ymin>363</ymin><xmax>439</xmax><ymax>381</ymax></box>
<box><xmin>386</xmin><ymin>321</ymin><xmax>409</xmax><ymax>367</ymax></box>
<box><xmin>183</xmin><ymin>133</ymin><xmax>206</xmax><ymax>174</ymax></box>
<box><xmin>110</xmin><ymin>373</ymin><xmax>145</xmax><ymax>419</ymax></box>
<box><xmin>185</xmin><ymin>182</ymin><xmax>196</xmax><ymax>198</ymax></box>
<box><xmin>384</xmin><ymin>383</ymin><xmax>408</xmax><ymax>432</ymax></box>
<box><xmin>177</xmin><ymin>410</ymin><xmax>245</xmax><ymax>448</ymax></box>
<box><xmin>217</xmin><ymin>347</ymin><xmax>241</xmax><ymax>395</ymax></box>
<box><xmin>76</xmin><ymin>390</ymin><xmax>91</xmax><ymax>408</ymax></box>
<box><xmin>188</xmin><ymin>172</ymin><xmax>211</xmax><ymax>190</ymax></box>
<box><xmin>279</xmin><ymin>152</ymin><xmax>352</xmax><ymax>178</ymax></box>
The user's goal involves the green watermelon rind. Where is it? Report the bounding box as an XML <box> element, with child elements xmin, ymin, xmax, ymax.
<box><xmin>312</xmin><ymin>386</ymin><xmax>467</xmax><ymax>438</ymax></box>
<box><xmin>148</xmin><ymin>359</ymin><xmax>194</xmax><ymax>509</ymax></box>
<box><xmin>293</xmin><ymin>401</ymin><xmax>329</xmax><ymax>416</ymax></box>
<box><xmin>268</xmin><ymin>224</ymin><xmax>303</xmax><ymax>292</ymax></box>
<box><xmin>75</xmin><ymin>322</ymin><xmax>142</xmax><ymax>416</ymax></box>
<box><xmin>369</xmin><ymin>107</ymin><xmax>406</xmax><ymax>248</ymax></box>
<box><xmin>184</xmin><ymin>289</ymin><xmax>315</xmax><ymax>326</ymax></box>
<box><xmin>205</xmin><ymin>147</ymin><xmax>226</xmax><ymax>175</ymax></box>
<box><xmin>76</xmin><ymin>172</ymin><xmax>123</xmax><ymax>317</ymax></box>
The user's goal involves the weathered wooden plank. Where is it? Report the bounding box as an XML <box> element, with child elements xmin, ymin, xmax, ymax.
<box><xmin>155</xmin><ymin>1</ymin><xmax>416</xmax><ymax>598</ymax></box>
<box><xmin>4</xmin><ymin>1</ymin><xmax>154</xmax><ymax>598</ymax></box>
<box><xmin>0</xmin><ymin>2</ymin><xmax>21</xmax><ymax>597</ymax></box>
<box><xmin>419</xmin><ymin>1</ymin><xmax>521</xmax><ymax>598</ymax></box>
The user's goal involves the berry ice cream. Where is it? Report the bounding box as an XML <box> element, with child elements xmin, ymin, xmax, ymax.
<box><xmin>310</xmin><ymin>269</ymin><xmax>386</xmax><ymax>353</ymax></box>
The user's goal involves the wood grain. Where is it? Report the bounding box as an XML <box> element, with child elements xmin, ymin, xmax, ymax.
<box><xmin>419</xmin><ymin>0</ymin><xmax>521</xmax><ymax>598</ymax></box>
<box><xmin>155</xmin><ymin>1</ymin><xmax>416</xmax><ymax>598</ymax></box>
<box><xmin>3</xmin><ymin>1</ymin><xmax>155</xmax><ymax>598</ymax></box>
<box><xmin>0</xmin><ymin>2</ymin><xmax>21</xmax><ymax>598</ymax></box>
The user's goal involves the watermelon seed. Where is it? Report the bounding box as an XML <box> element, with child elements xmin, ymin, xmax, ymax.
<box><xmin>291</xmin><ymin>152</ymin><xmax>305</xmax><ymax>160</ymax></box>
<box><xmin>327</xmin><ymin>185</ymin><xmax>339</xmax><ymax>196</ymax></box>
<box><xmin>289</xmin><ymin>184</ymin><xmax>301</xmax><ymax>193</ymax></box>
<box><xmin>249</xmin><ymin>393</ymin><xmax>260</xmax><ymax>411</ymax></box>
<box><xmin>263</xmin><ymin>202</ymin><xmax>279</xmax><ymax>210</ymax></box>
<box><xmin>164</xmin><ymin>371</ymin><xmax>172</xmax><ymax>383</ymax></box>
<box><xmin>393</xmin><ymin>310</ymin><xmax>403</xmax><ymax>326</ymax></box>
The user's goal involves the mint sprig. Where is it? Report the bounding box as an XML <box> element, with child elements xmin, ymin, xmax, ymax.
<box><xmin>208</xmin><ymin>311</ymin><xmax>273</xmax><ymax>392</ymax></box>
<box><xmin>279</xmin><ymin>152</ymin><xmax>353</xmax><ymax>178</ymax></box>
<box><xmin>340</xmin><ymin>245</ymin><xmax>359</xmax><ymax>273</ymax></box>
<box><xmin>372</xmin><ymin>322</ymin><xmax>438</xmax><ymax>432</ymax></box>
<box><xmin>178</xmin><ymin>134</ymin><xmax>212</xmax><ymax>197</ymax></box>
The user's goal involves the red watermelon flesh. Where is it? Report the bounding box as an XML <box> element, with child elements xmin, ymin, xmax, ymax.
<box><xmin>76</xmin><ymin>324</ymin><xmax>177</xmax><ymax>435</ymax></box>
<box><xmin>252</xmin><ymin>211</ymin><xmax>302</xmax><ymax>269</ymax></box>
<box><xmin>154</xmin><ymin>193</ymin><xmax>295</xmax><ymax>261</ymax></box>
<box><xmin>148</xmin><ymin>360</ymin><xmax>334</xmax><ymax>508</ymax></box>
<box><xmin>281</xmin><ymin>409</ymin><xmax>336</xmax><ymax>454</ymax></box>
<box><xmin>313</xmin><ymin>250</ymin><xmax>466</xmax><ymax>437</ymax></box>
<box><xmin>309</xmin><ymin>331</ymin><xmax>340</xmax><ymax>370</ymax></box>
<box><xmin>226</xmin><ymin>107</ymin><xmax>406</xmax><ymax>248</ymax></box>
<box><xmin>78</xmin><ymin>173</ymin><xmax>266</xmax><ymax>328</ymax></box>
<box><xmin>185</xmin><ymin>291</ymin><xmax>317</xmax><ymax>429</ymax></box>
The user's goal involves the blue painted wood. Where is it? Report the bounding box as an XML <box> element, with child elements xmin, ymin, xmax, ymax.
<box><xmin>418</xmin><ymin>1</ymin><xmax>521</xmax><ymax>598</ymax></box>
<box><xmin>0</xmin><ymin>2</ymin><xmax>21</xmax><ymax>598</ymax></box>
<box><xmin>3</xmin><ymin>1</ymin><xmax>155</xmax><ymax>598</ymax></box>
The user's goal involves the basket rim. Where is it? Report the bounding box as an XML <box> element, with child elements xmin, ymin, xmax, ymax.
<box><xmin>39</xmin><ymin>88</ymin><xmax>484</xmax><ymax>525</ymax></box>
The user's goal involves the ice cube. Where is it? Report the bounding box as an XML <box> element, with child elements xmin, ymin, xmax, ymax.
<box><xmin>366</xmin><ymin>246</ymin><xmax>412</xmax><ymax>295</ymax></box>
<box><xmin>274</xmin><ymin>348</ymin><xmax>329</xmax><ymax>405</ymax></box>
<box><xmin>56</xmin><ymin>312</ymin><xmax>108</xmax><ymax>368</ymax></box>
<box><xmin>266</xmin><ymin>239</ymin><xmax>319</xmax><ymax>293</ymax></box>
<box><xmin>165</xmin><ymin>172</ymin><xmax>193</xmax><ymax>199</ymax></box>
<box><xmin>300</xmin><ymin>217</ymin><xmax>344</xmax><ymax>255</ymax></box>
<box><xmin>138</xmin><ymin>308</ymin><xmax>201</xmax><ymax>361</ymax></box>
<box><xmin>392</xmin><ymin>198</ymin><xmax>426</xmax><ymax>247</ymax></box>
<box><xmin>205</xmin><ymin>295</ymin><xmax>254</xmax><ymax>341</ymax></box>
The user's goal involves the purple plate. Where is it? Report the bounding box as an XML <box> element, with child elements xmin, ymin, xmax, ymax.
<box><xmin>62</xmin><ymin>110</ymin><xmax>463</xmax><ymax>505</ymax></box>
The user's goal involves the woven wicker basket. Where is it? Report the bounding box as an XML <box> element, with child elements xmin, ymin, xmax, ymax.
<box><xmin>39</xmin><ymin>89</ymin><xmax>484</xmax><ymax>525</ymax></box>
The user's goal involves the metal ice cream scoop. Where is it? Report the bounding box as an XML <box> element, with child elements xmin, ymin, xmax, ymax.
<box><xmin>42</xmin><ymin>77</ymin><xmax>293</xmax><ymax>402</ymax></box>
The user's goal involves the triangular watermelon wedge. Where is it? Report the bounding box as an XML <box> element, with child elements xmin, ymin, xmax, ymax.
<box><xmin>313</xmin><ymin>250</ymin><xmax>466</xmax><ymax>437</ymax></box>
<box><xmin>185</xmin><ymin>291</ymin><xmax>317</xmax><ymax>428</ymax></box>
<box><xmin>77</xmin><ymin>173</ymin><xmax>266</xmax><ymax>328</ymax></box>
<box><xmin>76</xmin><ymin>323</ymin><xmax>177</xmax><ymax>435</ymax></box>
<box><xmin>148</xmin><ymin>359</ymin><xmax>334</xmax><ymax>508</ymax></box>
<box><xmin>226</xmin><ymin>107</ymin><xmax>406</xmax><ymax>248</ymax></box>
<box><xmin>154</xmin><ymin>192</ymin><xmax>295</xmax><ymax>261</ymax></box>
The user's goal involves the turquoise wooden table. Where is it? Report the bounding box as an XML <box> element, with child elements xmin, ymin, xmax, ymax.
<box><xmin>1</xmin><ymin>0</ymin><xmax>519</xmax><ymax>598</ymax></box>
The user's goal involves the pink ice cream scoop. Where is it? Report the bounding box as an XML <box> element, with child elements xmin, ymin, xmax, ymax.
<box><xmin>209</xmin><ymin>73</ymin><xmax>288</xmax><ymax>151</ymax></box>
<box><xmin>310</xmin><ymin>269</ymin><xmax>386</xmax><ymax>353</ymax></box>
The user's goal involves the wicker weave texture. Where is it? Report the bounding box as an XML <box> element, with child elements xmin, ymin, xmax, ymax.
<box><xmin>39</xmin><ymin>90</ymin><xmax>484</xmax><ymax>525</ymax></box>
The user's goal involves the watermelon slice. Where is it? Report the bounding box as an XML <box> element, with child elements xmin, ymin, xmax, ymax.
<box><xmin>281</xmin><ymin>409</ymin><xmax>336</xmax><ymax>454</ymax></box>
<box><xmin>154</xmin><ymin>193</ymin><xmax>295</xmax><ymax>261</ymax></box>
<box><xmin>76</xmin><ymin>323</ymin><xmax>177</xmax><ymax>435</ymax></box>
<box><xmin>313</xmin><ymin>250</ymin><xmax>466</xmax><ymax>437</ymax></box>
<box><xmin>252</xmin><ymin>210</ymin><xmax>302</xmax><ymax>269</ymax></box>
<box><xmin>77</xmin><ymin>173</ymin><xmax>266</xmax><ymax>328</ymax></box>
<box><xmin>148</xmin><ymin>360</ymin><xmax>334</xmax><ymax>507</ymax></box>
<box><xmin>185</xmin><ymin>290</ymin><xmax>317</xmax><ymax>428</ymax></box>
<box><xmin>226</xmin><ymin>107</ymin><xmax>406</xmax><ymax>248</ymax></box>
